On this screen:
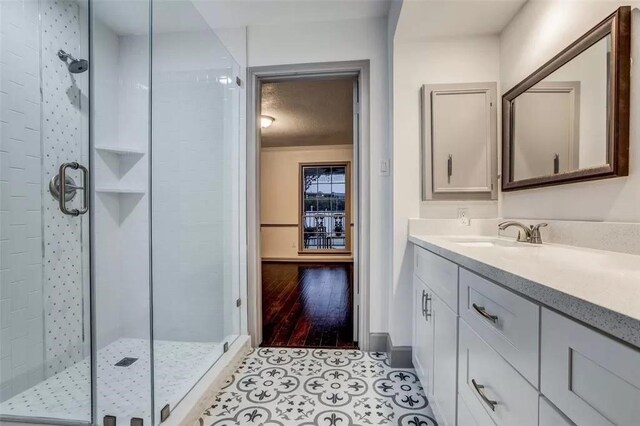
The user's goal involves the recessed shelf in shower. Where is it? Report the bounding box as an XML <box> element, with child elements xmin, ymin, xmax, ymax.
<box><xmin>96</xmin><ymin>145</ymin><xmax>146</xmax><ymax>156</ymax></box>
<box><xmin>96</xmin><ymin>187</ymin><xmax>146</xmax><ymax>195</ymax></box>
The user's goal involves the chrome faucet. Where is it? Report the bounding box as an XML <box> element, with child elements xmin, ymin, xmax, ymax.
<box><xmin>498</xmin><ymin>221</ymin><xmax>548</xmax><ymax>244</ymax></box>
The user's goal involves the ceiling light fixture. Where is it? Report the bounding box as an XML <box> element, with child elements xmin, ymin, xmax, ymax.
<box><xmin>260</xmin><ymin>115</ymin><xmax>275</xmax><ymax>129</ymax></box>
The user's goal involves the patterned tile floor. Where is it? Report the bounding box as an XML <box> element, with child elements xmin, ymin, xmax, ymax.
<box><xmin>197</xmin><ymin>348</ymin><xmax>438</xmax><ymax>426</ymax></box>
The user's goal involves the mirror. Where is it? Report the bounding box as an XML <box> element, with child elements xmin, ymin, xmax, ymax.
<box><xmin>502</xmin><ymin>7</ymin><xmax>630</xmax><ymax>191</ymax></box>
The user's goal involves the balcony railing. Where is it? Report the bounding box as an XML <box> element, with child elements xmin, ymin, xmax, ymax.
<box><xmin>302</xmin><ymin>212</ymin><xmax>346</xmax><ymax>249</ymax></box>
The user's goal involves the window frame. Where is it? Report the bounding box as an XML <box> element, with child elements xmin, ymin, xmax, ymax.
<box><xmin>298</xmin><ymin>161</ymin><xmax>352</xmax><ymax>255</ymax></box>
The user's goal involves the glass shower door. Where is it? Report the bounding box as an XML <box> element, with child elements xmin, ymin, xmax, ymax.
<box><xmin>0</xmin><ymin>0</ymin><xmax>92</xmax><ymax>423</ymax></box>
<box><xmin>91</xmin><ymin>0</ymin><xmax>153</xmax><ymax>424</ymax></box>
<box><xmin>150</xmin><ymin>0</ymin><xmax>242</xmax><ymax>421</ymax></box>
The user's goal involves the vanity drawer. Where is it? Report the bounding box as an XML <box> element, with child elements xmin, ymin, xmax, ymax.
<box><xmin>541</xmin><ymin>308</ymin><xmax>640</xmax><ymax>426</ymax></box>
<box><xmin>458</xmin><ymin>320</ymin><xmax>538</xmax><ymax>426</ymax></box>
<box><xmin>539</xmin><ymin>396</ymin><xmax>574</xmax><ymax>426</ymax></box>
<box><xmin>460</xmin><ymin>268</ymin><xmax>539</xmax><ymax>387</ymax></box>
<box><xmin>414</xmin><ymin>246</ymin><xmax>458</xmax><ymax>312</ymax></box>
<box><xmin>458</xmin><ymin>392</ymin><xmax>492</xmax><ymax>426</ymax></box>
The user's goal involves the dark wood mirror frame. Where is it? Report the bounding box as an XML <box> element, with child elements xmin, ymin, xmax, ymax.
<box><xmin>502</xmin><ymin>6</ymin><xmax>631</xmax><ymax>192</ymax></box>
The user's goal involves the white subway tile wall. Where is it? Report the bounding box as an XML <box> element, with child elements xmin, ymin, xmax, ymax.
<box><xmin>0</xmin><ymin>0</ymin><xmax>88</xmax><ymax>404</ymax></box>
<box><xmin>0</xmin><ymin>0</ymin><xmax>46</xmax><ymax>401</ymax></box>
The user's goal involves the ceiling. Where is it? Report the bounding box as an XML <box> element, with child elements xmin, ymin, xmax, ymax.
<box><xmin>92</xmin><ymin>0</ymin><xmax>211</xmax><ymax>36</ymax></box>
<box><xmin>194</xmin><ymin>0</ymin><xmax>391</xmax><ymax>29</ymax></box>
<box><xmin>92</xmin><ymin>0</ymin><xmax>391</xmax><ymax>37</ymax></box>
<box><xmin>261</xmin><ymin>78</ymin><xmax>354</xmax><ymax>148</ymax></box>
<box><xmin>396</xmin><ymin>0</ymin><xmax>527</xmax><ymax>42</ymax></box>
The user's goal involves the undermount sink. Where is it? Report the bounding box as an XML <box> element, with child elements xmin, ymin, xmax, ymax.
<box><xmin>441</xmin><ymin>236</ymin><xmax>529</xmax><ymax>248</ymax></box>
<box><xmin>457</xmin><ymin>241</ymin><xmax>499</xmax><ymax>247</ymax></box>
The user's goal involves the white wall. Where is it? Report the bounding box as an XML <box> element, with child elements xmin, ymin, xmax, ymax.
<box><xmin>152</xmin><ymin>30</ymin><xmax>241</xmax><ymax>343</ymax></box>
<box><xmin>247</xmin><ymin>17</ymin><xmax>392</xmax><ymax>336</ymax></box>
<box><xmin>391</xmin><ymin>35</ymin><xmax>501</xmax><ymax>346</ymax></box>
<box><xmin>260</xmin><ymin>145</ymin><xmax>354</xmax><ymax>261</ymax></box>
<box><xmin>0</xmin><ymin>0</ymin><xmax>45</xmax><ymax>400</ymax></box>
<box><xmin>92</xmin><ymin>18</ymin><xmax>124</xmax><ymax>347</ymax></box>
<box><xmin>93</xmin><ymin>25</ymin><xmax>152</xmax><ymax>350</ymax></box>
<box><xmin>500</xmin><ymin>1</ymin><xmax>640</xmax><ymax>222</ymax></box>
<box><xmin>542</xmin><ymin>37</ymin><xmax>609</xmax><ymax>169</ymax></box>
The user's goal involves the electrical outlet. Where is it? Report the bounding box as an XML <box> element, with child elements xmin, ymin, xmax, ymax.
<box><xmin>458</xmin><ymin>208</ymin><xmax>470</xmax><ymax>226</ymax></box>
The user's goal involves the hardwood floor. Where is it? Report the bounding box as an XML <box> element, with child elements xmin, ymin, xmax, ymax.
<box><xmin>261</xmin><ymin>262</ymin><xmax>356</xmax><ymax>348</ymax></box>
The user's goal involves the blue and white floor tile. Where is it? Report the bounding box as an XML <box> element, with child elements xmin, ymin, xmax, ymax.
<box><xmin>197</xmin><ymin>348</ymin><xmax>438</xmax><ymax>426</ymax></box>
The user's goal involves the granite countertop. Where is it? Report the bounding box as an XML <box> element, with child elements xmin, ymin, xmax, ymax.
<box><xmin>409</xmin><ymin>234</ymin><xmax>640</xmax><ymax>349</ymax></box>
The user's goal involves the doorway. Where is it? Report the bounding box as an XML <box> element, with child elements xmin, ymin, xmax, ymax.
<box><xmin>247</xmin><ymin>62</ymin><xmax>370</xmax><ymax>350</ymax></box>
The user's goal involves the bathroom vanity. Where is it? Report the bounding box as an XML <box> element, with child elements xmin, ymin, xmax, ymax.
<box><xmin>409</xmin><ymin>234</ymin><xmax>640</xmax><ymax>426</ymax></box>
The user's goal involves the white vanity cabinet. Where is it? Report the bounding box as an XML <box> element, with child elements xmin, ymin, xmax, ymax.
<box><xmin>410</xmin><ymin>241</ymin><xmax>640</xmax><ymax>426</ymax></box>
<box><xmin>412</xmin><ymin>248</ymin><xmax>459</xmax><ymax>426</ymax></box>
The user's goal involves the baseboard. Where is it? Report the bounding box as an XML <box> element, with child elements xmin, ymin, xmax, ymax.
<box><xmin>165</xmin><ymin>336</ymin><xmax>251</xmax><ymax>426</ymax></box>
<box><xmin>369</xmin><ymin>332</ymin><xmax>388</xmax><ymax>352</ymax></box>
<box><xmin>369</xmin><ymin>332</ymin><xmax>414</xmax><ymax>368</ymax></box>
<box><xmin>387</xmin><ymin>334</ymin><xmax>413</xmax><ymax>368</ymax></box>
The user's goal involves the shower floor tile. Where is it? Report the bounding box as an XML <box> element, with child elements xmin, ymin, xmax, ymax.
<box><xmin>0</xmin><ymin>337</ymin><xmax>225</xmax><ymax>423</ymax></box>
<box><xmin>196</xmin><ymin>348</ymin><xmax>438</xmax><ymax>425</ymax></box>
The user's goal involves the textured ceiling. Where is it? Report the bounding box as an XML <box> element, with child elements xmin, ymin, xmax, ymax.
<box><xmin>261</xmin><ymin>78</ymin><xmax>354</xmax><ymax>148</ymax></box>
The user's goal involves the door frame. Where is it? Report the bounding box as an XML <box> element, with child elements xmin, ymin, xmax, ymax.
<box><xmin>246</xmin><ymin>61</ymin><xmax>371</xmax><ymax>350</ymax></box>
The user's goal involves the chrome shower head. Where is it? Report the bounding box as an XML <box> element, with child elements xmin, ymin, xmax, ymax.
<box><xmin>58</xmin><ymin>49</ymin><xmax>88</xmax><ymax>74</ymax></box>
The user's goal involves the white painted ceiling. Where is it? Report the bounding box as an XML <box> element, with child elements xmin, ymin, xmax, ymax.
<box><xmin>93</xmin><ymin>0</ymin><xmax>391</xmax><ymax>36</ymax></box>
<box><xmin>194</xmin><ymin>0</ymin><xmax>391</xmax><ymax>29</ymax></box>
<box><xmin>396</xmin><ymin>0</ymin><xmax>527</xmax><ymax>42</ymax></box>
<box><xmin>92</xmin><ymin>1</ymin><xmax>212</xmax><ymax>35</ymax></box>
<box><xmin>261</xmin><ymin>78</ymin><xmax>354</xmax><ymax>148</ymax></box>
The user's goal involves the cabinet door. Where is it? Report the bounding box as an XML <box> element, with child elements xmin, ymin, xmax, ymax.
<box><xmin>432</xmin><ymin>294</ymin><xmax>458</xmax><ymax>426</ymax></box>
<box><xmin>413</xmin><ymin>276</ymin><xmax>434</xmax><ymax>393</ymax></box>
<box><xmin>541</xmin><ymin>308</ymin><xmax>640</xmax><ymax>426</ymax></box>
<box><xmin>423</xmin><ymin>83</ymin><xmax>497</xmax><ymax>197</ymax></box>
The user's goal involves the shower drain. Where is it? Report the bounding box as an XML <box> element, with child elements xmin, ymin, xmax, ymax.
<box><xmin>115</xmin><ymin>357</ymin><xmax>138</xmax><ymax>367</ymax></box>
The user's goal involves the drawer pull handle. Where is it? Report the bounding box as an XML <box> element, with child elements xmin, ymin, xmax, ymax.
<box><xmin>424</xmin><ymin>292</ymin><xmax>432</xmax><ymax>320</ymax></box>
<box><xmin>472</xmin><ymin>379</ymin><xmax>498</xmax><ymax>411</ymax></box>
<box><xmin>472</xmin><ymin>303</ymin><xmax>498</xmax><ymax>323</ymax></box>
<box><xmin>421</xmin><ymin>290</ymin><xmax>427</xmax><ymax>318</ymax></box>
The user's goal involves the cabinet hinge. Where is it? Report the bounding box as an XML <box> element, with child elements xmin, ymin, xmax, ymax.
<box><xmin>236</xmin><ymin>298</ymin><xmax>241</xmax><ymax>307</ymax></box>
<box><xmin>236</xmin><ymin>76</ymin><xmax>243</xmax><ymax>87</ymax></box>
<box><xmin>224</xmin><ymin>342</ymin><xmax>229</xmax><ymax>353</ymax></box>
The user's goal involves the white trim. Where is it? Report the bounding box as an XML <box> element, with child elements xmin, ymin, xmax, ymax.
<box><xmin>246</xmin><ymin>61</ymin><xmax>371</xmax><ymax>350</ymax></box>
<box><xmin>164</xmin><ymin>336</ymin><xmax>251</xmax><ymax>426</ymax></box>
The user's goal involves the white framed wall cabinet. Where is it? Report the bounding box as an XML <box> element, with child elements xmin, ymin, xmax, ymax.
<box><xmin>422</xmin><ymin>82</ymin><xmax>498</xmax><ymax>200</ymax></box>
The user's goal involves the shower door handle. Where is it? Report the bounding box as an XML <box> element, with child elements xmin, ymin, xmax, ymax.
<box><xmin>59</xmin><ymin>162</ymin><xmax>89</xmax><ymax>216</ymax></box>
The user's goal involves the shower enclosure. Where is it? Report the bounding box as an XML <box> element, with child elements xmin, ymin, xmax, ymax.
<box><xmin>0</xmin><ymin>0</ymin><xmax>242</xmax><ymax>424</ymax></box>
